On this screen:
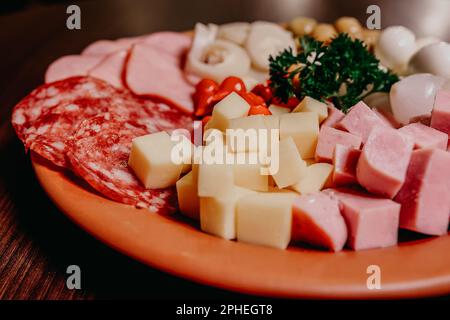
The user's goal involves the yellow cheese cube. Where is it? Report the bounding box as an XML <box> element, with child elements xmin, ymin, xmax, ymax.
<box><xmin>200</xmin><ymin>186</ymin><xmax>255</xmax><ymax>239</ymax></box>
<box><xmin>128</xmin><ymin>132</ymin><xmax>183</xmax><ymax>189</ymax></box>
<box><xmin>268</xmin><ymin>104</ymin><xmax>290</xmax><ymax>116</ymax></box>
<box><xmin>227</xmin><ymin>115</ymin><xmax>266</xmax><ymax>153</ymax></box>
<box><xmin>262</xmin><ymin>115</ymin><xmax>280</xmax><ymax>157</ymax></box>
<box><xmin>176</xmin><ymin>171</ymin><xmax>199</xmax><ymax>220</ymax></box>
<box><xmin>233</xmin><ymin>162</ymin><xmax>269</xmax><ymax>191</ymax></box>
<box><xmin>272</xmin><ymin>137</ymin><xmax>307</xmax><ymax>188</ymax></box>
<box><xmin>280</xmin><ymin>112</ymin><xmax>319</xmax><ymax>159</ymax></box>
<box><xmin>236</xmin><ymin>193</ymin><xmax>297</xmax><ymax>249</ymax></box>
<box><xmin>211</xmin><ymin>92</ymin><xmax>251</xmax><ymax>131</ymax></box>
<box><xmin>292</xmin><ymin>96</ymin><xmax>328</xmax><ymax>123</ymax></box>
<box><xmin>203</xmin><ymin>129</ymin><xmax>225</xmax><ymax>146</ymax></box>
<box><xmin>198</xmin><ymin>162</ymin><xmax>234</xmax><ymax>197</ymax></box>
<box><xmin>291</xmin><ymin>163</ymin><xmax>333</xmax><ymax>194</ymax></box>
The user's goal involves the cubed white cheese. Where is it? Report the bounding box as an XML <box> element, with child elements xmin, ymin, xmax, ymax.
<box><xmin>198</xmin><ymin>162</ymin><xmax>234</xmax><ymax>197</ymax></box>
<box><xmin>210</xmin><ymin>92</ymin><xmax>251</xmax><ymax>131</ymax></box>
<box><xmin>227</xmin><ymin>115</ymin><xmax>267</xmax><ymax>153</ymax></box>
<box><xmin>176</xmin><ymin>171</ymin><xmax>199</xmax><ymax>220</ymax></box>
<box><xmin>292</xmin><ymin>96</ymin><xmax>328</xmax><ymax>123</ymax></box>
<box><xmin>280</xmin><ymin>112</ymin><xmax>319</xmax><ymax>159</ymax></box>
<box><xmin>200</xmin><ymin>186</ymin><xmax>255</xmax><ymax>239</ymax></box>
<box><xmin>268</xmin><ymin>104</ymin><xmax>290</xmax><ymax>115</ymax></box>
<box><xmin>291</xmin><ymin>163</ymin><xmax>333</xmax><ymax>194</ymax></box>
<box><xmin>236</xmin><ymin>192</ymin><xmax>297</xmax><ymax>249</ymax></box>
<box><xmin>233</xmin><ymin>161</ymin><xmax>269</xmax><ymax>191</ymax></box>
<box><xmin>271</xmin><ymin>137</ymin><xmax>307</xmax><ymax>188</ymax></box>
<box><xmin>128</xmin><ymin>131</ymin><xmax>183</xmax><ymax>189</ymax></box>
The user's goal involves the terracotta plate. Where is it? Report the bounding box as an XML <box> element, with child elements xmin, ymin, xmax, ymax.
<box><xmin>31</xmin><ymin>153</ymin><xmax>450</xmax><ymax>299</ymax></box>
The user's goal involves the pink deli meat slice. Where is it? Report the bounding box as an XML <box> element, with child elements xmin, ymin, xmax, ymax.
<box><xmin>356</xmin><ymin>126</ymin><xmax>414</xmax><ymax>198</ymax></box>
<box><xmin>45</xmin><ymin>55</ymin><xmax>103</xmax><ymax>83</ymax></box>
<box><xmin>394</xmin><ymin>149</ymin><xmax>450</xmax><ymax>236</ymax></box>
<box><xmin>81</xmin><ymin>39</ymin><xmax>130</xmax><ymax>56</ymax></box>
<box><xmin>337</xmin><ymin>101</ymin><xmax>389</xmax><ymax>143</ymax></box>
<box><xmin>66</xmin><ymin>112</ymin><xmax>178</xmax><ymax>213</ymax></box>
<box><xmin>292</xmin><ymin>192</ymin><xmax>347</xmax><ymax>252</ymax></box>
<box><xmin>398</xmin><ymin>122</ymin><xmax>448</xmax><ymax>150</ymax></box>
<box><xmin>141</xmin><ymin>32</ymin><xmax>192</xmax><ymax>57</ymax></box>
<box><xmin>315</xmin><ymin>126</ymin><xmax>362</xmax><ymax>163</ymax></box>
<box><xmin>325</xmin><ymin>188</ymin><xmax>400</xmax><ymax>251</ymax></box>
<box><xmin>88</xmin><ymin>49</ymin><xmax>128</xmax><ymax>89</ymax></box>
<box><xmin>125</xmin><ymin>43</ymin><xmax>195</xmax><ymax>114</ymax></box>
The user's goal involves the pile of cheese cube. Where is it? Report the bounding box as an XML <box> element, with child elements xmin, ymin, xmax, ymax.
<box><xmin>129</xmin><ymin>92</ymin><xmax>334</xmax><ymax>249</ymax></box>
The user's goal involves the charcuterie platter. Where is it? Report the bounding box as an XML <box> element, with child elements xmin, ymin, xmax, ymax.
<box><xmin>12</xmin><ymin>17</ymin><xmax>450</xmax><ymax>298</ymax></box>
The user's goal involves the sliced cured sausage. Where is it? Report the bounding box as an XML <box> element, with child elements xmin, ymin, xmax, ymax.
<box><xmin>66</xmin><ymin>112</ymin><xmax>178</xmax><ymax>213</ymax></box>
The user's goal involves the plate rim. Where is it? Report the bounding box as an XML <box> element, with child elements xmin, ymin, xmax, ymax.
<box><xmin>31</xmin><ymin>153</ymin><xmax>450</xmax><ymax>299</ymax></box>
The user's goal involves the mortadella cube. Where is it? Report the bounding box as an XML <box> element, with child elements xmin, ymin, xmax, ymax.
<box><xmin>398</xmin><ymin>123</ymin><xmax>448</xmax><ymax>150</ymax></box>
<box><xmin>356</xmin><ymin>126</ymin><xmax>414</xmax><ymax>198</ymax></box>
<box><xmin>292</xmin><ymin>192</ymin><xmax>347</xmax><ymax>251</ymax></box>
<box><xmin>431</xmin><ymin>90</ymin><xmax>450</xmax><ymax>135</ymax></box>
<box><xmin>315</xmin><ymin>126</ymin><xmax>362</xmax><ymax>163</ymax></box>
<box><xmin>394</xmin><ymin>149</ymin><xmax>450</xmax><ymax>236</ymax></box>
<box><xmin>337</xmin><ymin>101</ymin><xmax>389</xmax><ymax>143</ymax></box>
<box><xmin>326</xmin><ymin>188</ymin><xmax>400</xmax><ymax>250</ymax></box>
<box><xmin>332</xmin><ymin>144</ymin><xmax>361</xmax><ymax>186</ymax></box>
<box><xmin>322</xmin><ymin>104</ymin><xmax>345</xmax><ymax>128</ymax></box>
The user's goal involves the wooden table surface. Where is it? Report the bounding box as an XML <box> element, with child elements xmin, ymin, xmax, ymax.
<box><xmin>0</xmin><ymin>0</ymin><xmax>449</xmax><ymax>300</ymax></box>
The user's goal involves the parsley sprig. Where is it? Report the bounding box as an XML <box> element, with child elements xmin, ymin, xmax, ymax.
<box><xmin>269</xmin><ymin>33</ymin><xmax>399</xmax><ymax>112</ymax></box>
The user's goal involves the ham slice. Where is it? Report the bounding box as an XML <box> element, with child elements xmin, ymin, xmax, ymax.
<box><xmin>292</xmin><ymin>192</ymin><xmax>347</xmax><ymax>252</ymax></box>
<box><xmin>125</xmin><ymin>43</ymin><xmax>195</xmax><ymax>113</ymax></box>
<box><xmin>356</xmin><ymin>126</ymin><xmax>414</xmax><ymax>198</ymax></box>
<box><xmin>398</xmin><ymin>122</ymin><xmax>448</xmax><ymax>150</ymax></box>
<box><xmin>88</xmin><ymin>49</ymin><xmax>128</xmax><ymax>89</ymax></box>
<box><xmin>325</xmin><ymin>188</ymin><xmax>400</xmax><ymax>251</ymax></box>
<box><xmin>141</xmin><ymin>32</ymin><xmax>192</xmax><ymax>57</ymax></box>
<box><xmin>332</xmin><ymin>144</ymin><xmax>361</xmax><ymax>186</ymax></box>
<box><xmin>431</xmin><ymin>90</ymin><xmax>450</xmax><ymax>135</ymax></box>
<box><xmin>82</xmin><ymin>39</ymin><xmax>129</xmax><ymax>56</ymax></box>
<box><xmin>395</xmin><ymin>149</ymin><xmax>450</xmax><ymax>236</ymax></box>
<box><xmin>315</xmin><ymin>126</ymin><xmax>362</xmax><ymax>163</ymax></box>
<box><xmin>337</xmin><ymin>101</ymin><xmax>389</xmax><ymax>143</ymax></box>
<box><xmin>45</xmin><ymin>55</ymin><xmax>103</xmax><ymax>83</ymax></box>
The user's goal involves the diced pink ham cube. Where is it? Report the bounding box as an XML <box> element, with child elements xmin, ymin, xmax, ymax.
<box><xmin>315</xmin><ymin>126</ymin><xmax>362</xmax><ymax>163</ymax></box>
<box><xmin>292</xmin><ymin>192</ymin><xmax>347</xmax><ymax>251</ymax></box>
<box><xmin>356</xmin><ymin>126</ymin><xmax>414</xmax><ymax>198</ymax></box>
<box><xmin>325</xmin><ymin>188</ymin><xmax>400</xmax><ymax>250</ymax></box>
<box><xmin>372</xmin><ymin>108</ymin><xmax>401</xmax><ymax>129</ymax></box>
<box><xmin>398</xmin><ymin>123</ymin><xmax>448</xmax><ymax>150</ymax></box>
<box><xmin>337</xmin><ymin>101</ymin><xmax>389</xmax><ymax>143</ymax></box>
<box><xmin>394</xmin><ymin>149</ymin><xmax>450</xmax><ymax>236</ymax></box>
<box><xmin>332</xmin><ymin>144</ymin><xmax>361</xmax><ymax>186</ymax></box>
<box><xmin>322</xmin><ymin>104</ymin><xmax>345</xmax><ymax>128</ymax></box>
<box><xmin>431</xmin><ymin>90</ymin><xmax>450</xmax><ymax>135</ymax></box>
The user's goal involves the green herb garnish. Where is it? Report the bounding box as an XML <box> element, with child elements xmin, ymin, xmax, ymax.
<box><xmin>269</xmin><ymin>33</ymin><xmax>399</xmax><ymax>112</ymax></box>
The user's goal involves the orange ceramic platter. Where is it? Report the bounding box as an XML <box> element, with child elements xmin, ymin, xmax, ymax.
<box><xmin>31</xmin><ymin>152</ymin><xmax>450</xmax><ymax>299</ymax></box>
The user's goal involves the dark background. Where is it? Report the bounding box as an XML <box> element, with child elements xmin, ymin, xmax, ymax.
<box><xmin>0</xmin><ymin>0</ymin><xmax>449</xmax><ymax>299</ymax></box>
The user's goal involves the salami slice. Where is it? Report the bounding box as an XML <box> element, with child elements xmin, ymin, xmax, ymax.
<box><xmin>12</xmin><ymin>76</ymin><xmax>118</xmax><ymax>142</ymax></box>
<box><xmin>13</xmin><ymin>76</ymin><xmax>193</xmax><ymax>168</ymax></box>
<box><xmin>66</xmin><ymin>112</ymin><xmax>178</xmax><ymax>213</ymax></box>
